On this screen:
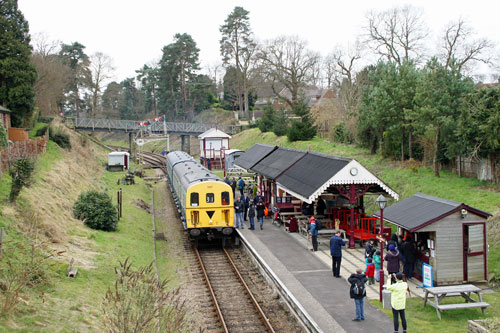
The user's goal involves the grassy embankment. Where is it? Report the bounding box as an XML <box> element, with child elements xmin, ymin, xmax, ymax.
<box><xmin>230</xmin><ymin>128</ymin><xmax>500</xmax><ymax>332</ymax></box>
<box><xmin>0</xmin><ymin>125</ymin><xmax>180</xmax><ymax>331</ymax></box>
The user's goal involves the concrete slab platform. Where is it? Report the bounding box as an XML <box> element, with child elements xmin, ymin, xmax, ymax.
<box><xmin>237</xmin><ymin>219</ymin><xmax>394</xmax><ymax>333</ymax></box>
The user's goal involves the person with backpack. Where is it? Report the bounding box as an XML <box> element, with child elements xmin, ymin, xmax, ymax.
<box><xmin>348</xmin><ymin>268</ymin><xmax>368</xmax><ymax>321</ymax></box>
<box><xmin>309</xmin><ymin>216</ymin><xmax>319</xmax><ymax>251</ymax></box>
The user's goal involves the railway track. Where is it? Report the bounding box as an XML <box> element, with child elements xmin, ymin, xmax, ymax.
<box><xmin>195</xmin><ymin>246</ymin><xmax>275</xmax><ymax>333</ymax></box>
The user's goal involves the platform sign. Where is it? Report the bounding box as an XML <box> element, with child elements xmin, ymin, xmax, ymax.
<box><xmin>422</xmin><ymin>263</ymin><xmax>433</xmax><ymax>288</ymax></box>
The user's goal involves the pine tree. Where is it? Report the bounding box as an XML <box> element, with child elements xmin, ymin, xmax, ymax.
<box><xmin>0</xmin><ymin>0</ymin><xmax>37</xmax><ymax>127</ymax></box>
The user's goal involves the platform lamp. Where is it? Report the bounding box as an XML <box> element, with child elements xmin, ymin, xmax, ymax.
<box><xmin>376</xmin><ymin>194</ymin><xmax>388</xmax><ymax>302</ymax></box>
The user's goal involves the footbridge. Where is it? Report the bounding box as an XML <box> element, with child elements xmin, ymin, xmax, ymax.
<box><xmin>73</xmin><ymin>118</ymin><xmax>241</xmax><ymax>135</ymax></box>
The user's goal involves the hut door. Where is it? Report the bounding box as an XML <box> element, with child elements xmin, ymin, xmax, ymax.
<box><xmin>463</xmin><ymin>223</ymin><xmax>486</xmax><ymax>282</ymax></box>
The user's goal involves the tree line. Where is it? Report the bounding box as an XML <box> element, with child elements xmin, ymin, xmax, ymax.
<box><xmin>1</xmin><ymin>1</ymin><xmax>500</xmax><ymax>178</ymax></box>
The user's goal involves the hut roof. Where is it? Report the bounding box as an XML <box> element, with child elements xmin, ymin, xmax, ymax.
<box><xmin>373</xmin><ymin>192</ymin><xmax>491</xmax><ymax>232</ymax></box>
<box><xmin>198</xmin><ymin>128</ymin><xmax>231</xmax><ymax>139</ymax></box>
<box><xmin>251</xmin><ymin>147</ymin><xmax>307</xmax><ymax>180</ymax></box>
<box><xmin>234</xmin><ymin>143</ymin><xmax>277</xmax><ymax>170</ymax></box>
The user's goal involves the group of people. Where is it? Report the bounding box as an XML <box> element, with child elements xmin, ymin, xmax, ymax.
<box><xmin>234</xmin><ymin>190</ymin><xmax>266</xmax><ymax>230</ymax></box>
<box><xmin>328</xmin><ymin>233</ymin><xmax>410</xmax><ymax>332</ymax></box>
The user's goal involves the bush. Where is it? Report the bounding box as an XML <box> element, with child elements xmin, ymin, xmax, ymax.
<box><xmin>38</xmin><ymin>116</ymin><xmax>54</xmax><ymax>123</ymax></box>
<box><xmin>49</xmin><ymin>127</ymin><xmax>71</xmax><ymax>150</ymax></box>
<box><xmin>35</xmin><ymin>125</ymin><xmax>49</xmax><ymax>137</ymax></box>
<box><xmin>0</xmin><ymin>123</ymin><xmax>7</xmax><ymax>148</ymax></box>
<box><xmin>287</xmin><ymin>117</ymin><xmax>317</xmax><ymax>142</ymax></box>
<box><xmin>73</xmin><ymin>190</ymin><xmax>118</xmax><ymax>231</ymax></box>
<box><xmin>102</xmin><ymin>259</ymin><xmax>187</xmax><ymax>332</ymax></box>
<box><xmin>9</xmin><ymin>158</ymin><xmax>35</xmax><ymax>202</ymax></box>
<box><xmin>332</xmin><ymin>121</ymin><xmax>354</xmax><ymax>144</ymax></box>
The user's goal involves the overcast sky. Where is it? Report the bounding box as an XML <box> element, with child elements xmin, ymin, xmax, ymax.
<box><xmin>18</xmin><ymin>0</ymin><xmax>500</xmax><ymax>82</ymax></box>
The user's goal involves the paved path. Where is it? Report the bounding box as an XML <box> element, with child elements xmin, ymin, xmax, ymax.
<box><xmin>238</xmin><ymin>219</ymin><xmax>394</xmax><ymax>333</ymax></box>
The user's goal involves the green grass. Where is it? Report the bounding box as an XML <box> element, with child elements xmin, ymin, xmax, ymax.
<box><xmin>370</xmin><ymin>290</ymin><xmax>500</xmax><ymax>332</ymax></box>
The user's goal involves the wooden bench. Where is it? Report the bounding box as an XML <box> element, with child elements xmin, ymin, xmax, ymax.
<box><xmin>423</xmin><ymin>284</ymin><xmax>490</xmax><ymax>320</ymax></box>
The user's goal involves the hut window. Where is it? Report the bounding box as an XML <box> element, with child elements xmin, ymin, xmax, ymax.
<box><xmin>221</xmin><ymin>192</ymin><xmax>230</xmax><ymax>205</ymax></box>
<box><xmin>206</xmin><ymin>193</ymin><xmax>214</xmax><ymax>203</ymax></box>
<box><xmin>190</xmin><ymin>193</ymin><xmax>199</xmax><ymax>206</ymax></box>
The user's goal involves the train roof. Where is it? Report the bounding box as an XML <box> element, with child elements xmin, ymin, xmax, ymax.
<box><xmin>167</xmin><ymin>150</ymin><xmax>224</xmax><ymax>185</ymax></box>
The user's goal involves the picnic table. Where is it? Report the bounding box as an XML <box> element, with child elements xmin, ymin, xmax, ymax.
<box><xmin>423</xmin><ymin>284</ymin><xmax>490</xmax><ymax>319</ymax></box>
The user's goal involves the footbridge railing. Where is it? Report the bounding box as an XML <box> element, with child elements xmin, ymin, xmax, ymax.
<box><xmin>73</xmin><ymin>118</ymin><xmax>241</xmax><ymax>135</ymax></box>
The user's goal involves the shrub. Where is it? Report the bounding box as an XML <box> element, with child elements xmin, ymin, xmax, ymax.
<box><xmin>35</xmin><ymin>125</ymin><xmax>49</xmax><ymax>137</ymax></box>
<box><xmin>9</xmin><ymin>158</ymin><xmax>35</xmax><ymax>202</ymax></box>
<box><xmin>0</xmin><ymin>123</ymin><xmax>7</xmax><ymax>148</ymax></box>
<box><xmin>73</xmin><ymin>190</ymin><xmax>118</xmax><ymax>231</ymax></box>
<box><xmin>37</xmin><ymin>115</ymin><xmax>54</xmax><ymax>123</ymax></box>
<box><xmin>332</xmin><ymin>121</ymin><xmax>354</xmax><ymax>144</ymax></box>
<box><xmin>49</xmin><ymin>127</ymin><xmax>71</xmax><ymax>150</ymax></box>
<box><xmin>102</xmin><ymin>259</ymin><xmax>187</xmax><ymax>332</ymax></box>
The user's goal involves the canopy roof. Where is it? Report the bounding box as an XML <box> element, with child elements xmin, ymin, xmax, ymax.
<box><xmin>251</xmin><ymin>147</ymin><xmax>307</xmax><ymax>179</ymax></box>
<box><xmin>233</xmin><ymin>143</ymin><xmax>277</xmax><ymax>170</ymax></box>
<box><xmin>373</xmin><ymin>192</ymin><xmax>491</xmax><ymax>232</ymax></box>
<box><xmin>198</xmin><ymin>128</ymin><xmax>231</xmax><ymax>139</ymax></box>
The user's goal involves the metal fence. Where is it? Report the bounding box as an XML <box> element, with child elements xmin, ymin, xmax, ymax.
<box><xmin>73</xmin><ymin>118</ymin><xmax>241</xmax><ymax>135</ymax></box>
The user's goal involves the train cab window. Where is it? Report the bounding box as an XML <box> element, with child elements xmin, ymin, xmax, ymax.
<box><xmin>190</xmin><ymin>193</ymin><xmax>199</xmax><ymax>206</ymax></box>
<box><xmin>221</xmin><ymin>192</ymin><xmax>230</xmax><ymax>205</ymax></box>
<box><xmin>206</xmin><ymin>193</ymin><xmax>215</xmax><ymax>203</ymax></box>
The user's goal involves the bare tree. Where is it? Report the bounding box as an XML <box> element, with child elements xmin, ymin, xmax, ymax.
<box><xmin>257</xmin><ymin>35</ymin><xmax>320</xmax><ymax>109</ymax></box>
<box><xmin>440</xmin><ymin>18</ymin><xmax>494</xmax><ymax>74</ymax></box>
<box><xmin>365</xmin><ymin>5</ymin><xmax>428</xmax><ymax>65</ymax></box>
<box><xmin>89</xmin><ymin>52</ymin><xmax>114</xmax><ymax>118</ymax></box>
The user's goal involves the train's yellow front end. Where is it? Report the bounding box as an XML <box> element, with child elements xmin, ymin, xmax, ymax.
<box><xmin>185</xmin><ymin>181</ymin><xmax>234</xmax><ymax>240</ymax></box>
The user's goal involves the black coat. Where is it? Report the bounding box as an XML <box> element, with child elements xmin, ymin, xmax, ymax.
<box><xmin>401</xmin><ymin>241</ymin><xmax>417</xmax><ymax>263</ymax></box>
<box><xmin>348</xmin><ymin>273</ymin><xmax>367</xmax><ymax>299</ymax></box>
<box><xmin>316</xmin><ymin>198</ymin><xmax>326</xmax><ymax>216</ymax></box>
<box><xmin>248</xmin><ymin>204</ymin><xmax>255</xmax><ymax>218</ymax></box>
<box><xmin>256</xmin><ymin>201</ymin><xmax>265</xmax><ymax>218</ymax></box>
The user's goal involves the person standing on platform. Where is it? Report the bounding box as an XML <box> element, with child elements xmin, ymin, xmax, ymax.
<box><xmin>301</xmin><ymin>201</ymin><xmax>314</xmax><ymax>217</ymax></box>
<box><xmin>243</xmin><ymin>192</ymin><xmax>250</xmax><ymax>221</ymax></box>
<box><xmin>234</xmin><ymin>196</ymin><xmax>245</xmax><ymax>229</ymax></box>
<box><xmin>365</xmin><ymin>238</ymin><xmax>376</xmax><ymax>260</ymax></box>
<box><xmin>254</xmin><ymin>190</ymin><xmax>263</xmax><ymax>206</ymax></box>
<box><xmin>401</xmin><ymin>238</ymin><xmax>417</xmax><ymax>280</ymax></box>
<box><xmin>365</xmin><ymin>258</ymin><xmax>375</xmax><ymax>285</ymax></box>
<box><xmin>224</xmin><ymin>175</ymin><xmax>231</xmax><ymax>186</ymax></box>
<box><xmin>373</xmin><ymin>250</ymin><xmax>382</xmax><ymax>282</ymax></box>
<box><xmin>386</xmin><ymin>272</ymin><xmax>408</xmax><ymax>333</ymax></box>
<box><xmin>237</xmin><ymin>175</ymin><xmax>245</xmax><ymax>196</ymax></box>
<box><xmin>248</xmin><ymin>200</ymin><xmax>256</xmax><ymax>230</ymax></box>
<box><xmin>255</xmin><ymin>198</ymin><xmax>265</xmax><ymax>230</ymax></box>
<box><xmin>385</xmin><ymin>244</ymin><xmax>401</xmax><ymax>282</ymax></box>
<box><xmin>348</xmin><ymin>268</ymin><xmax>367</xmax><ymax>321</ymax></box>
<box><xmin>330</xmin><ymin>231</ymin><xmax>345</xmax><ymax>278</ymax></box>
<box><xmin>231</xmin><ymin>177</ymin><xmax>237</xmax><ymax>198</ymax></box>
<box><xmin>309</xmin><ymin>216</ymin><xmax>319</xmax><ymax>251</ymax></box>
<box><xmin>316</xmin><ymin>197</ymin><xmax>326</xmax><ymax>216</ymax></box>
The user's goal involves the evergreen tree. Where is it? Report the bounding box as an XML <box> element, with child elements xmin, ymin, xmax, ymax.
<box><xmin>258</xmin><ymin>103</ymin><xmax>275</xmax><ymax>132</ymax></box>
<box><xmin>136</xmin><ymin>64</ymin><xmax>159</xmax><ymax>117</ymax></box>
<box><xmin>119</xmin><ymin>78</ymin><xmax>139</xmax><ymax>120</ymax></box>
<box><xmin>287</xmin><ymin>99</ymin><xmax>316</xmax><ymax>141</ymax></box>
<box><xmin>272</xmin><ymin>109</ymin><xmax>289</xmax><ymax>136</ymax></box>
<box><xmin>0</xmin><ymin>0</ymin><xmax>37</xmax><ymax>127</ymax></box>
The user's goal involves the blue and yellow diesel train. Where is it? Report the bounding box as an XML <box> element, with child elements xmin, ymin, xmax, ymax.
<box><xmin>166</xmin><ymin>151</ymin><xmax>234</xmax><ymax>243</ymax></box>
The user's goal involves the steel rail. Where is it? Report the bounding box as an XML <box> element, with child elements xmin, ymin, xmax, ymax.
<box><xmin>223</xmin><ymin>247</ymin><xmax>276</xmax><ymax>333</ymax></box>
<box><xmin>194</xmin><ymin>247</ymin><xmax>229</xmax><ymax>333</ymax></box>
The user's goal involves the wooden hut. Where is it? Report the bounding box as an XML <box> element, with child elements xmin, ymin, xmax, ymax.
<box><xmin>374</xmin><ymin>193</ymin><xmax>491</xmax><ymax>285</ymax></box>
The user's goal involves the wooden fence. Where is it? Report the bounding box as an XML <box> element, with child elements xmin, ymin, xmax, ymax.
<box><xmin>0</xmin><ymin>133</ymin><xmax>49</xmax><ymax>176</ymax></box>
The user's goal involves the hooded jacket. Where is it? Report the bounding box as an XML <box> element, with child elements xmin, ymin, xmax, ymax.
<box><xmin>385</xmin><ymin>249</ymin><xmax>401</xmax><ymax>273</ymax></box>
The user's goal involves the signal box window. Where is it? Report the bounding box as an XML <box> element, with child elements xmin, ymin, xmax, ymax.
<box><xmin>206</xmin><ymin>193</ymin><xmax>215</xmax><ymax>203</ymax></box>
<box><xmin>221</xmin><ymin>192</ymin><xmax>230</xmax><ymax>205</ymax></box>
<box><xmin>190</xmin><ymin>193</ymin><xmax>199</xmax><ymax>206</ymax></box>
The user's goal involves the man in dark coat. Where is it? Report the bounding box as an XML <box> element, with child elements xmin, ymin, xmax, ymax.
<box><xmin>348</xmin><ymin>268</ymin><xmax>368</xmax><ymax>321</ymax></box>
<box><xmin>385</xmin><ymin>244</ymin><xmax>401</xmax><ymax>281</ymax></box>
<box><xmin>301</xmin><ymin>201</ymin><xmax>313</xmax><ymax>217</ymax></box>
<box><xmin>230</xmin><ymin>177</ymin><xmax>237</xmax><ymax>198</ymax></box>
<box><xmin>255</xmin><ymin>198</ymin><xmax>265</xmax><ymax>230</ymax></box>
<box><xmin>330</xmin><ymin>231</ymin><xmax>346</xmax><ymax>278</ymax></box>
<box><xmin>243</xmin><ymin>192</ymin><xmax>250</xmax><ymax>221</ymax></box>
<box><xmin>365</xmin><ymin>238</ymin><xmax>376</xmax><ymax>260</ymax></box>
<box><xmin>401</xmin><ymin>238</ymin><xmax>417</xmax><ymax>280</ymax></box>
<box><xmin>316</xmin><ymin>197</ymin><xmax>326</xmax><ymax>216</ymax></box>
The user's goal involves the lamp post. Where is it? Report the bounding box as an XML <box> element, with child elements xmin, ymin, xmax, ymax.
<box><xmin>376</xmin><ymin>194</ymin><xmax>387</xmax><ymax>302</ymax></box>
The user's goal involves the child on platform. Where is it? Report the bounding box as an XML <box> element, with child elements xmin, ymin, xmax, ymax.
<box><xmin>373</xmin><ymin>250</ymin><xmax>381</xmax><ymax>282</ymax></box>
<box><xmin>365</xmin><ymin>258</ymin><xmax>375</xmax><ymax>285</ymax></box>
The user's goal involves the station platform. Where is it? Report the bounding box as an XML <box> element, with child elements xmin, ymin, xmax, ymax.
<box><xmin>237</xmin><ymin>219</ymin><xmax>395</xmax><ymax>333</ymax></box>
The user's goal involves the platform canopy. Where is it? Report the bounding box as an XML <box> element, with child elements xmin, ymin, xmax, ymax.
<box><xmin>373</xmin><ymin>192</ymin><xmax>490</xmax><ymax>232</ymax></box>
<box><xmin>276</xmin><ymin>152</ymin><xmax>399</xmax><ymax>203</ymax></box>
<box><xmin>252</xmin><ymin>147</ymin><xmax>307</xmax><ymax>179</ymax></box>
<box><xmin>233</xmin><ymin>143</ymin><xmax>277</xmax><ymax>170</ymax></box>
<box><xmin>197</xmin><ymin>128</ymin><xmax>231</xmax><ymax>139</ymax></box>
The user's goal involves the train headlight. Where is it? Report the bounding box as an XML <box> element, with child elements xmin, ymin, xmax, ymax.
<box><xmin>190</xmin><ymin>229</ymin><xmax>201</xmax><ymax>237</ymax></box>
<box><xmin>222</xmin><ymin>227</ymin><xmax>233</xmax><ymax>236</ymax></box>
<box><xmin>209</xmin><ymin>220</ymin><xmax>213</xmax><ymax>225</ymax></box>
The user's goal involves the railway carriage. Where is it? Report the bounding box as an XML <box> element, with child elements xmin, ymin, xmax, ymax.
<box><xmin>166</xmin><ymin>151</ymin><xmax>234</xmax><ymax>243</ymax></box>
